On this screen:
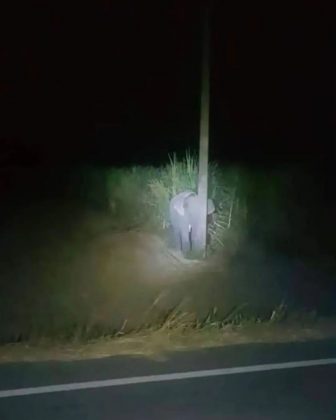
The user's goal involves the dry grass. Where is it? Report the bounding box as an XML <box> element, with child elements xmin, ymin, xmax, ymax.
<box><xmin>1</xmin><ymin>186</ymin><xmax>335</xmax><ymax>357</ymax></box>
<box><xmin>0</xmin><ymin>317</ymin><xmax>335</xmax><ymax>364</ymax></box>
<box><xmin>1</xmin><ymin>214</ymin><xmax>334</xmax><ymax>347</ymax></box>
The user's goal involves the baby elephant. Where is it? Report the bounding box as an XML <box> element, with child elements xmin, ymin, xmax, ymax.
<box><xmin>169</xmin><ymin>190</ymin><xmax>215</xmax><ymax>254</ymax></box>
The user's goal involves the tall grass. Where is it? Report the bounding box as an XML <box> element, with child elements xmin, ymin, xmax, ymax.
<box><xmin>104</xmin><ymin>152</ymin><xmax>246</xmax><ymax>250</ymax></box>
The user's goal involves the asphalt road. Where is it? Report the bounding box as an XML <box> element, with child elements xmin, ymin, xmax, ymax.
<box><xmin>0</xmin><ymin>339</ymin><xmax>335</xmax><ymax>419</ymax></box>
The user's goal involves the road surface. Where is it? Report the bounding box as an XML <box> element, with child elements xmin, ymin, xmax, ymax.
<box><xmin>0</xmin><ymin>339</ymin><xmax>335</xmax><ymax>419</ymax></box>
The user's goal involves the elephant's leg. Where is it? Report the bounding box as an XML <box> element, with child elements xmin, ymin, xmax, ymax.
<box><xmin>180</xmin><ymin>225</ymin><xmax>191</xmax><ymax>254</ymax></box>
<box><xmin>190</xmin><ymin>223</ymin><xmax>203</xmax><ymax>253</ymax></box>
<box><xmin>172</xmin><ymin>225</ymin><xmax>182</xmax><ymax>251</ymax></box>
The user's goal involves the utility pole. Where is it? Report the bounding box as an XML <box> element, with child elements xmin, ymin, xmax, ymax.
<box><xmin>196</xmin><ymin>2</ymin><xmax>211</xmax><ymax>257</ymax></box>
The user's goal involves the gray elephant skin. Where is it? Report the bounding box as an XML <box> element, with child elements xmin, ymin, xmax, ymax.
<box><xmin>169</xmin><ymin>190</ymin><xmax>215</xmax><ymax>254</ymax></box>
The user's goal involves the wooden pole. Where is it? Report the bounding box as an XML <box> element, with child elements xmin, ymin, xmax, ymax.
<box><xmin>197</xmin><ymin>2</ymin><xmax>210</xmax><ymax>257</ymax></box>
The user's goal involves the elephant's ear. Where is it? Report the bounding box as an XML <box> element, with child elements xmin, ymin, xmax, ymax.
<box><xmin>175</xmin><ymin>201</ymin><xmax>189</xmax><ymax>216</ymax></box>
<box><xmin>175</xmin><ymin>199</ymin><xmax>190</xmax><ymax>216</ymax></box>
<box><xmin>173</xmin><ymin>199</ymin><xmax>186</xmax><ymax>216</ymax></box>
<box><xmin>175</xmin><ymin>204</ymin><xmax>185</xmax><ymax>216</ymax></box>
<box><xmin>173</xmin><ymin>191</ymin><xmax>195</xmax><ymax>216</ymax></box>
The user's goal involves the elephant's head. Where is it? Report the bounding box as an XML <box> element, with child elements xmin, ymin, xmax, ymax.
<box><xmin>169</xmin><ymin>190</ymin><xmax>215</xmax><ymax>254</ymax></box>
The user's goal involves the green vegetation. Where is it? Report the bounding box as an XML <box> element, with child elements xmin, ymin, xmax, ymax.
<box><xmin>103</xmin><ymin>152</ymin><xmax>245</xmax><ymax>251</ymax></box>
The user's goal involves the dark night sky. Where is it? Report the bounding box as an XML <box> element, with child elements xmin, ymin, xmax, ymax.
<box><xmin>0</xmin><ymin>1</ymin><xmax>334</xmax><ymax>166</ymax></box>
